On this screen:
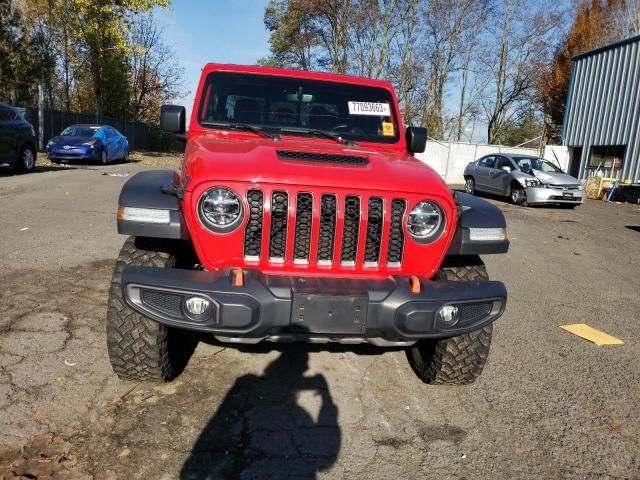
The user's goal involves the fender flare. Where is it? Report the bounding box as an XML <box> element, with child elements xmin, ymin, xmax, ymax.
<box><xmin>447</xmin><ymin>191</ymin><xmax>509</xmax><ymax>255</ymax></box>
<box><xmin>117</xmin><ymin>169</ymin><xmax>189</xmax><ymax>240</ymax></box>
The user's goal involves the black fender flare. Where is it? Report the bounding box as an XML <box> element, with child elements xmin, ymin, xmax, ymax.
<box><xmin>447</xmin><ymin>191</ymin><xmax>509</xmax><ymax>255</ymax></box>
<box><xmin>117</xmin><ymin>169</ymin><xmax>189</xmax><ymax>240</ymax></box>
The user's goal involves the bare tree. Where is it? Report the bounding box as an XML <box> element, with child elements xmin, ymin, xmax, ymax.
<box><xmin>127</xmin><ymin>13</ymin><xmax>186</xmax><ymax>124</ymax></box>
<box><xmin>478</xmin><ymin>0</ymin><xmax>562</xmax><ymax>144</ymax></box>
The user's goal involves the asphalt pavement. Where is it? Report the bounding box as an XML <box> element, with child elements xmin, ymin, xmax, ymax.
<box><xmin>0</xmin><ymin>156</ymin><xmax>639</xmax><ymax>479</ymax></box>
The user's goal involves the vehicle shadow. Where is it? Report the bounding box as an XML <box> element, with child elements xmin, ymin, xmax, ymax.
<box><xmin>180</xmin><ymin>346</ymin><xmax>341</xmax><ymax>480</ymax></box>
<box><xmin>0</xmin><ymin>164</ymin><xmax>77</xmax><ymax>177</ymax></box>
<box><xmin>625</xmin><ymin>226</ymin><xmax>640</xmax><ymax>233</ymax></box>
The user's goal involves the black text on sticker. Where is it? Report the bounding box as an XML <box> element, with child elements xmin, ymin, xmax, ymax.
<box><xmin>348</xmin><ymin>101</ymin><xmax>390</xmax><ymax>116</ymax></box>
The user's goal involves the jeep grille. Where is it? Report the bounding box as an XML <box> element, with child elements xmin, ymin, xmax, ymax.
<box><xmin>243</xmin><ymin>190</ymin><xmax>407</xmax><ymax>268</ymax></box>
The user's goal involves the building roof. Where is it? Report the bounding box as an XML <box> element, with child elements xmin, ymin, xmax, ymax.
<box><xmin>572</xmin><ymin>33</ymin><xmax>640</xmax><ymax>61</ymax></box>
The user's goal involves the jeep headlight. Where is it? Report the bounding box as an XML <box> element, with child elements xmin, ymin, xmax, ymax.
<box><xmin>198</xmin><ymin>187</ymin><xmax>244</xmax><ymax>232</ymax></box>
<box><xmin>524</xmin><ymin>178</ymin><xmax>541</xmax><ymax>188</ymax></box>
<box><xmin>407</xmin><ymin>201</ymin><xmax>444</xmax><ymax>243</ymax></box>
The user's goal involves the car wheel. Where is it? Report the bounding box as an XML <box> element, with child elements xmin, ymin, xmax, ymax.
<box><xmin>510</xmin><ymin>184</ymin><xmax>527</xmax><ymax>206</ymax></box>
<box><xmin>123</xmin><ymin>150</ymin><xmax>129</xmax><ymax>162</ymax></box>
<box><xmin>106</xmin><ymin>237</ymin><xmax>198</xmax><ymax>381</ymax></box>
<box><xmin>100</xmin><ymin>149</ymin><xmax>108</xmax><ymax>165</ymax></box>
<box><xmin>464</xmin><ymin>177</ymin><xmax>475</xmax><ymax>195</ymax></box>
<box><xmin>16</xmin><ymin>144</ymin><xmax>36</xmax><ymax>173</ymax></box>
<box><xmin>406</xmin><ymin>256</ymin><xmax>493</xmax><ymax>385</ymax></box>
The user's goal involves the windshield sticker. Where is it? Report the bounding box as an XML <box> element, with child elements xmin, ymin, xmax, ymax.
<box><xmin>382</xmin><ymin>122</ymin><xmax>394</xmax><ymax>136</ymax></box>
<box><xmin>348</xmin><ymin>101</ymin><xmax>390</xmax><ymax>116</ymax></box>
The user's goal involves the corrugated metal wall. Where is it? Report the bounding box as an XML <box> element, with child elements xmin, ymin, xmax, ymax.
<box><xmin>562</xmin><ymin>36</ymin><xmax>640</xmax><ymax>181</ymax></box>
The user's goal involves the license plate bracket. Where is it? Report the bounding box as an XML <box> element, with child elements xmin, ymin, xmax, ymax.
<box><xmin>291</xmin><ymin>294</ymin><xmax>368</xmax><ymax>334</ymax></box>
<box><xmin>563</xmin><ymin>192</ymin><xmax>574</xmax><ymax>198</ymax></box>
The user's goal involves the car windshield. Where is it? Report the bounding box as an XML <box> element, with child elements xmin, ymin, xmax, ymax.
<box><xmin>198</xmin><ymin>72</ymin><xmax>400</xmax><ymax>143</ymax></box>
<box><xmin>61</xmin><ymin>126</ymin><xmax>99</xmax><ymax>137</ymax></box>
<box><xmin>513</xmin><ymin>157</ymin><xmax>563</xmax><ymax>173</ymax></box>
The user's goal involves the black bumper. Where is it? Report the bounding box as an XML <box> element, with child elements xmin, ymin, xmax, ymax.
<box><xmin>121</xmin><ymin>267</ymin><xmax>507</xmax><ymax>343</ymax></box>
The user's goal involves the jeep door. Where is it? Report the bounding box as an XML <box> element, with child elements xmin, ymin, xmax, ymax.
<box><xmin>490</xmin><ymin>156</ymin><xmax>516</xmax><ymax>195</ymax></box>
<box><xmin>474</xmin><ymin>155</ymin><xmax>496</xmax><ymax>192</ymax></box>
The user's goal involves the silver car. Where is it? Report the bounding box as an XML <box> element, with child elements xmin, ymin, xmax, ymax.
<box><xmin>463</xmin><ymin>154</ymin><xmax>585</xmax><ymax>208</ymax></box>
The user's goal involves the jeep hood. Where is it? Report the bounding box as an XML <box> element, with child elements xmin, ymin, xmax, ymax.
<box><xmin>182</xmin><ymin>136</ymin><xmax>450</xmax><ymax>197</ymax></box>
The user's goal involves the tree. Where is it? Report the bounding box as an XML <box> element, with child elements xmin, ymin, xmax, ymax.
<box><xmin>126</xmin><ymin>13</ymin><xmax>185</xmax><ymax>123</ymax></box>
<box><xmin>492</xmin><ymin>110</ymin><xmax>542</xmax><ymax>146</ymax></box>
<box><xmin>477</xmin><ymin>0</ymin><xmax>563</xmax><ymax>144</ymax></box>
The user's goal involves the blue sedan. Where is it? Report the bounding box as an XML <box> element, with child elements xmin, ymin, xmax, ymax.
<box><xmin>46</xmin><ymin>124</ymin><xmax>129</xmax><ymax>164</ymax></box>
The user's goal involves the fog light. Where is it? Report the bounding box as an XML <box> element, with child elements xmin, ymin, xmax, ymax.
<box><xmin>184</xmin><ymin>296</ymin><xmax>210</xmax><ymax>317</ymax></box>
<box><xmin>437</xmin><ymin>305</ymin><xmax>460</xmax><ymax>327</ymax></box>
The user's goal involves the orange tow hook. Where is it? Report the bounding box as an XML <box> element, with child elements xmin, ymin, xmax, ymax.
<box><xmin>232</xmin><ymin>269</ymin><xmax>244</xmax><ymax>287</ymax></box>
<box><xmin>409</xmin><ymin>275</ymin><xmax>421</xmax><ymax>294</ymax></box>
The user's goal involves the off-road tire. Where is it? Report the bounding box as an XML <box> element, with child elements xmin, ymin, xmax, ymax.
<box><xmin>406</xmin><ymin>256</ymin><xmax>493</xmax><ymax>385</ymax></box>
<box><xmin>106</xmin><ymin>236</ymin><xmax>196</xmax><ymax>381</ymax></box>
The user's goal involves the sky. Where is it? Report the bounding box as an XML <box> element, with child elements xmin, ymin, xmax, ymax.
<box><xmin>154</xmin><ymin>0</ymin><xmax>272</xmax><ymax>120</ymax></box>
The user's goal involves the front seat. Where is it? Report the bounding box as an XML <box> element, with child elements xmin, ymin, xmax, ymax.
<box><xmin>233</xmin><ymin>99</ymin><xmax>261</xmax><ymax>124</ymax></box>
<box><xmin>309</xmin><ymin>106</ymin><xmax>336</xmax><ymax>131</ymax></box>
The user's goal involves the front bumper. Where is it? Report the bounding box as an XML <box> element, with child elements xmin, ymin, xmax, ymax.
<box><xmin>47</xmin><ymin>147</ymin><xmax>98</xmax><ymax>161</ymax></box>
<box><xmin>525</xmin><ymin>186</ymin><xmax>585</xmax><ymax>205</ymax></box>
<box><xmin>121</xmin><ymin>267</ymin><xmax>507</xmax><ymax>345</ymax></box>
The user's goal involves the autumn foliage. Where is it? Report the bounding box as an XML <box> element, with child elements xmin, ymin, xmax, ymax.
<box><xmin>538</xmin><ymin>0</ymin><xmax>624</xmax><ymax>141</ymax></box>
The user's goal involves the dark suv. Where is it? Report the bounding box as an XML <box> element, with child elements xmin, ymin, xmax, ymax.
<box><xmin>0</xmin><ymin>103</ymin><xmax>37</xmax><ymax>173</ymax></box>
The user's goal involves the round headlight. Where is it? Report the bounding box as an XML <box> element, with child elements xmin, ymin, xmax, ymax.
<box><xmin>198</xmin><ymin>187</ymin><xmax>244</xmax><ymax>232</ymax></box>
<box><xmin>407</xmin><ymin>201</ymin><xmax>444</xmax><ymax>242</ymax></box>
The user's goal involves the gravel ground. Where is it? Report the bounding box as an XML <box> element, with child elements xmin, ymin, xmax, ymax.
<box><xmin>0</xmin><ymin>153</ymin><xmax>639</xmax><ymax>479</ymax></box>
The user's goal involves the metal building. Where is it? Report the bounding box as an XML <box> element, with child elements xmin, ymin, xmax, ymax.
<box><xmin>562</xmin><ymin>34</ymin><xmax>640</xmax><ymax>181</ymax></box>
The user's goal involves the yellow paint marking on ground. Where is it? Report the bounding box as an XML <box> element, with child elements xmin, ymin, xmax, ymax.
<box><xmin>560</xmin><ymin>324</ymin><xmax>624</xmax><ymax>346</ymax></box>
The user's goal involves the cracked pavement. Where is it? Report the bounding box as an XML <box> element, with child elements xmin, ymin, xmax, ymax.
<box><xmin>0</xmin><ymin>156</ymin><xmax>639</xmax><ymax>479</ymax></box>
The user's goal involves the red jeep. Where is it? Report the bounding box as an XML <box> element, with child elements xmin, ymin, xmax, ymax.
<box><xmin>107</xmin><ymin>64</ymin><xmax>508</xmax><ymax>385</ymax></box>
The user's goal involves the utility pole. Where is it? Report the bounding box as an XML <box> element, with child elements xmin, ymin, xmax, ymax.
<box><xmin>38</xmin><ymin>83</ymin><xmax>44</xmax><ymax>150</ymax></box>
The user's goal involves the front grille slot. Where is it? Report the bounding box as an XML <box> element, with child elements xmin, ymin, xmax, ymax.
<box><xmin>141</xmin><ymin>290</ymin><xmax>183</xmax><ymax>317</ymax></box>
<box><xmin>277</xmin><ymin>150</ymin><xmax>368</xmax><ymax>165</ymax></box>
<box><xmin>317</xmin><ymin>195</ymin><xmax>337</xmax><ymax>263</ymax></box>
<box><xmin>341</xmin><ymin>196</ymin><xmax>361</xmax><ymax>265</ymax></box>
<box><xmin>293</xmin><ymin>193</ymin><xmax>313</xmax><ymax>262</ymax></box>
<box><xmin>364</xmin><ymin>197</ymin><xmax>383</xmax><ymax>265</ymax></box>
<box><xmin>244</xmin><ymin>190</ymin><xmax>264</xmax><ymax>259</ymax></box>
<box><xmin>387</xmin><ymin>200</ymin><xmax>406</xmax><ymax>265</ymax></box>
<box><xmin>269</xmin><ymin>191</ymin><xmax>288</xmax><ymax>260</ymax></box>
<box><xmin>243</xmin><ymin>189</ymin><xmax>406</xmax><ymax>269</ymax></box>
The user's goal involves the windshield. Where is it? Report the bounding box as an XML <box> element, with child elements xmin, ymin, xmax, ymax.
<box><xmin>61</xmin><ymin>126</ymin><xmax>99</xmax><ymax>137</ymax></box>
<box><xmin>198</xmin><ymin>72</ymin><xmax>400</xmax><ymax>143</ymax></box>
<box><xmin>513</xmin><ymin>157</ymin><xmax>563</xmax><ymax>173</ymax></box>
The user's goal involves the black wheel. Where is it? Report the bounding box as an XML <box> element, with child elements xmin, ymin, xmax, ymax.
<box><xmin>464</xmin><ymin>177</ymin><xmax>475</xmax><ymax>195</ymax></box>
<box><xmin>123</xmin><ymin>149</ymin><xmax>129</xmax><ymax>162</ymax></box>
<box><xmin>406</xmin><ymin>256</ymin><xmax>493</xmax><ymax>385</ymax></box>
<box><xmin>100</xmin><ymin>149</ymin><xmax>108</xmax><ymax>165</ymax></box>
<box><xmin>510</xmin><ymin>184</ymin><xmax>527</xmax><ymax>206</ymax></box>
<box><xmin>106</xmin><ymin>237</ymin><xmax>197</xmax><ymax>381</ymax></box>
<box><xmin>16</xmin><ymin>144</ymin><xmax>36</xmax><ymax>173</ymax></box>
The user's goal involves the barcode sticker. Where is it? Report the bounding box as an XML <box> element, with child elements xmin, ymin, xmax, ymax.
<box><xmin>348</xmin><ymin>101</ymin><xmax>390</xmax><ymax>116</ymax></box>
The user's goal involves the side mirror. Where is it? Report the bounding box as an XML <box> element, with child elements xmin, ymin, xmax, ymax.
<box><xmin>501</xmin><ymin>165</ymin><xmax>512</xmax><ymax>172</ymax></box>
<box><xmin>160</xmin><ymin>105</ymin><xmax>186</xmax><ymax>134</ymax></box>
<box><xmin>406</xmin><ymin>126</ymin><xmax>427</xmax><ymax>154</ymax></box>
